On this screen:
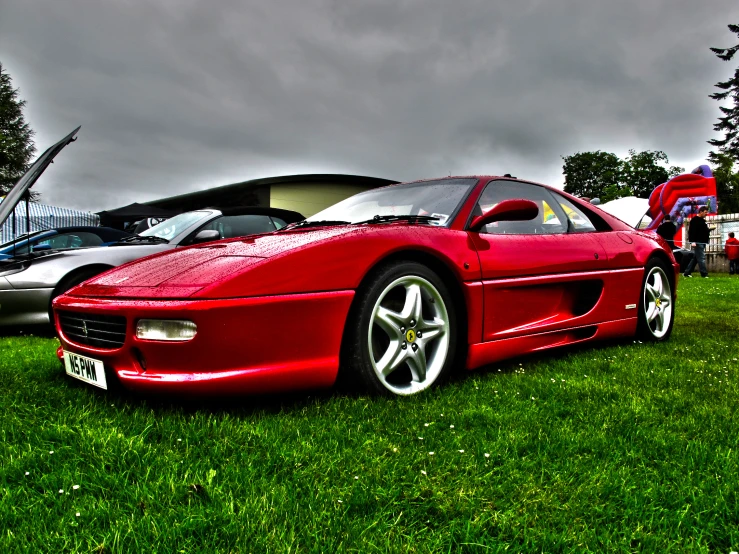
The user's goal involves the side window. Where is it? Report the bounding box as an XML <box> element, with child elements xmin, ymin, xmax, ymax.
<box><xmin>197</xmin><ymin>215</ymin><xmax>279</xmax><ymax>240</ymax></box>
<box><xmin>554</xmin><ymin>195</ymin><xmax>597</xmax><ymax>233</ymax></box>
<box><xmin>10</xmin><ymin>244</ymin><xmax>30</xmax><ymax>256</ymax></box>
<box><xmin>39</xmin><ymin>232</ymin><xmax>104</xmax><ymax>249</ymax></box>
<box><xmin>474</xmin><ymin>180</ymin><xmax>568</xmax><ymax>235</ymax></box>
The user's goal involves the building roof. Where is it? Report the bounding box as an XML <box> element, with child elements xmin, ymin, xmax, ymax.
<box><xmin>138</xmin><ymin>173</ymin><xmax>398</xmax><ymax>213</ymax></box>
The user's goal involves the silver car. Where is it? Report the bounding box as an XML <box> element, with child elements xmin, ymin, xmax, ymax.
<box><xmin>0</xmin><ymin>128</ymin><xmax>303</xmax><ymax>327</ymax></box>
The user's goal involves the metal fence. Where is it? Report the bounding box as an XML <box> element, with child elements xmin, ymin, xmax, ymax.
<box><xmin>678</xmin><ymin>213</ymin><xmax>739</xmax><ymax>252</ymax></box>
<box><xmin>705</xmin><ymin>213</ymin><xmax>739</xmax><ymax>253</ymax></box>
<box><xmin>0</xmin><ymin>200</ymin><xmax>100</xmax><ymax>243</ymax></box>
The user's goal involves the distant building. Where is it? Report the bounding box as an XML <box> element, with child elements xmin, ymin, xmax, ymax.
<box><xmin>133</xmin><ymin>174</ymin><xmax>398</xmax><ymax>218</ymax></box>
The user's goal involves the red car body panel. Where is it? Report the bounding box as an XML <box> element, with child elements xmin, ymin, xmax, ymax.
<box><xmin>54</xmin><ymin>176</ymin><xmax>679</xmax><ymax>396</ymax></box>
<box><xmin>72</xmin><ymin>225</ymin><xmax>483</xmax><ymax>299</ymax></box>
<box><xmin>55</xmin><ymin>291</ymin><xmax>354</xmax><ymax>394</ymax></box>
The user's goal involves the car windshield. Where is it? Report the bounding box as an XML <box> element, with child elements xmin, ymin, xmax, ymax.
<box><xmin>305</xmin><ymin>178</ymin><xmax>477</xmax><ymax>226</ymax></box>
<box><xmin>139</xmin><ymin>211</ymin><xmax>211</xmax><ymax>241</ymax></box>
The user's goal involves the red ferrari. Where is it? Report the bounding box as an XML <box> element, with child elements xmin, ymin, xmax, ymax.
<box><xmin>54</xmin><ymin>176</ymin><xmax>678</xmax><ymax>396</ymax></box>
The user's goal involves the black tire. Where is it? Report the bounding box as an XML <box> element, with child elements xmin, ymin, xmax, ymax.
<box><xmin>341</xmin><ymin>261</ymin><xmax>458</xmax><ymax>396</ymax></box>
<box><xmin>48</xmin><ymin>267</ymin><xmax>107</xmax><ymax>324</ymax></box>
<box><xmin>636</xmin><ymin>258</ymin><xmax>675</xmax><ymax>342</ymax></box>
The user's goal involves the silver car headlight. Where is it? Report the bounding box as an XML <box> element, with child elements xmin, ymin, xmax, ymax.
<box><xmin>136</xmin><ymin>319</ymin><xmax>197</xmax><ymax>341</ymax></box>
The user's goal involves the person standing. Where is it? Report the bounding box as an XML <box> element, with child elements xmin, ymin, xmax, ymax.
<box><xmin>683</xmin><ymin>206</ymin><xmax>710</xmax><ymax>278</ymax></box>
<box><xmin>656</xmin><ymin>215</ymin><xmax>677</xmax><ymax>248</ymax></box>
<box><xmin>726</xmin><ymin>231</ymin><xmax>739</xmax><ymax>275</ymax></box>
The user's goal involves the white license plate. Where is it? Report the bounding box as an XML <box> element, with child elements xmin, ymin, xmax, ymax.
<box><xmin>63</xmin><ymin>351</ymin><xmax>108</xmax><ymax>390</ymax></box>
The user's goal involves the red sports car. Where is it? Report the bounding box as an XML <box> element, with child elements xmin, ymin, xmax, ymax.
<box><xmin>53</xmin><ymin>176</ymin><xmax>678</xmax><ymax>396</ymax></box>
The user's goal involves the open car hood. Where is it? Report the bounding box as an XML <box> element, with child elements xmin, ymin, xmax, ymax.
<box><xmin>0</xmin><ymin>127</ymin><xmax>80</xmax><ymax>229</ymax></box>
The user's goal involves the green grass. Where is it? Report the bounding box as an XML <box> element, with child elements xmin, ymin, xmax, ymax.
<box><xmin>1</xmin><ymin>275</ymin><xmax>739</xmax><ymax>553</ymax></box>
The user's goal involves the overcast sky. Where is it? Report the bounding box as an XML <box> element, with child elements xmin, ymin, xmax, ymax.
<box><xmin>1</xmin><ymin>0</ymin><xmax>738</xmax><ymax>212</ymax></box>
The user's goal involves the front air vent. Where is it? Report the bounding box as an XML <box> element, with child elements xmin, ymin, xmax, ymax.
<box><xmin>58</xmin><ymin>312</ymin><xmax>127</xmax><ymax>349</ymax></box>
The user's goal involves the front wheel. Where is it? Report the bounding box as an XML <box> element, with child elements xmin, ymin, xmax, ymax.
<box><xmin>342</xmin><ymin>262</ymin><xmax>458</xmax><ymax>396</ymax></box>
<box><xmin>636</xmin><ymin>258</ymin><xmax>675</xmax><ymax>341</ymax></box>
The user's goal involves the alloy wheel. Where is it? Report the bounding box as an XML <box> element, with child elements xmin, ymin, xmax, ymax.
<box><xmin>643</xmin><ymin>265</ymin><xmax>673</xmax><ymax>339</ymax></box>
<box><xmin>367</xmin><ymin>275</ymin><xmax>451</xmax><ymax>395</ymax></box>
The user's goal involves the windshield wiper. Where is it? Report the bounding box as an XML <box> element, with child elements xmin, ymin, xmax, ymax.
<box><xmin>115</xmin><ymin>235</ymin><xmax>170</xmax><ymax>244</ymax></box>
<box><xmin>283</xmin><ymin>220</ymin><xmax>351</xmax><ymax>230</ymax></box>
<box><xmin>354</xmin><ymin>214</ymin><xmax>440</xmax><ymax>225</ymax></box>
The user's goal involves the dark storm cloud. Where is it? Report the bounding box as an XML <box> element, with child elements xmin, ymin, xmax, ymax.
<box><xmin>0</xmin><ymin>0</ymin><xmax>737</xmax><ymax>211</ymax></box>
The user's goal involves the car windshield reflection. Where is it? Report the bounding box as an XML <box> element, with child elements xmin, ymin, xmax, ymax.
<box><xmin>140</xmin><ymin>211</ymin><xmax>211</xmax><ymax>240</ymax></box>
<box><xmin>305</xmin><ymin>179</ymin><xmax>478</xmax><ymax>227</ymax></box>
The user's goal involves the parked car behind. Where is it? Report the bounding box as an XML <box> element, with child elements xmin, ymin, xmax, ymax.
<box><xmin>0</xmin><ymin>128</ymin><xmax>304</xmax><ymax>327</ymax></box>
<box><xmin>0</xmin><ymin>226</ymin><xmax>132</xmax><ymax>260</ymax></box>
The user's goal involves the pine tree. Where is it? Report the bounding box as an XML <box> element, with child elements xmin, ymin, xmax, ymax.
<box><xmin>708</xmin><ymin>24</ymin><xmax>739</xmax><ymax>163</ymax></box>
<box><xmin>0</xmin><ymin>62</ymin><xmax>36</xmax><ymax>196</ymax></box>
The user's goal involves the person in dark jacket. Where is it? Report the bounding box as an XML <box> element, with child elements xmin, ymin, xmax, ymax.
<box><xmin>683</xmin><ymin>206</ymin><xmax>710</xmax><ymax>278</ymax></box>
<box><xmin>656</xmin><ymin>215</ymin><xmax>677</xmax><ymax>248</ymax></box>
<box><xmin>657</xmin><ymin>214</ymin><xmax>694</xmax><ymax>272</ymax></box>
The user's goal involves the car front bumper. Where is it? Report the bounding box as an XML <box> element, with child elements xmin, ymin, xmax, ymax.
<box><xmin>54</xmin><ymin>290</ymin><xmax>355</xmax><ymax>396</ymax></box>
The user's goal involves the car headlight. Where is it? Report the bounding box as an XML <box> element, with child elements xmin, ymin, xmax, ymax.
<box><xmin>136</xmin><ymin>319</ymin><xmax>197</xmax><ymax>341</ymax></box>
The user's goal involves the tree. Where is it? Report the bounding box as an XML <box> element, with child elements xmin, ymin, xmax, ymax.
<box><xmin>712</xmin><ymin>153</ymin><xmax>739</xmax><ymax>214</ymax></box>
<box><xmin>562</xmin><ymin>151</ymin><xmax>623</xmax><ymax>202</ymax></box>
<box><xmin>620</xmin><ymin>150</ymin><xmax>683</xmax><ymax>198</ymax></box>
<box><xmin>562</xmin><ymin>150</ymin><xmax>682</xmax><ymax>202</ymax></box>
<box><xmin>0</xmin><ymin>62</ymin><xmax>36</xmax><ymax>197</ymax></box>
<box><xmin>708</xmin><ymin>24</ymin><xmax>739</xmax><ymax>163</ymax></box>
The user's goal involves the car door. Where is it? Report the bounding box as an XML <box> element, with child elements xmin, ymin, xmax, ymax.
<box><xmin>468</xmin><ymin>179</ymin><xmax>610</xmax><ymax>341</ymax></box>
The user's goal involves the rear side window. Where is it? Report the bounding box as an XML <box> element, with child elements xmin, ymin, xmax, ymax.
<box><xmin>557</xmin><ymin>198</ymin><xmax>596</xmax><ymax>232</ymax></box>
<box><xmin>551</xmin><ymin>192</ymin><xmax>612</xmax><ymax>232</ymax></box>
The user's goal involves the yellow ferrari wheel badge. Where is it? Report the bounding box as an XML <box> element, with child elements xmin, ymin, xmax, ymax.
<box><xmin>405</xmin><ymin>329</ymin><xmax>416</xmax><ymax>343</ymax></box>
<box><xmin>655</xmin><ymin>298</ymin><xmax>661</xmax><ymax>307</ymax></box>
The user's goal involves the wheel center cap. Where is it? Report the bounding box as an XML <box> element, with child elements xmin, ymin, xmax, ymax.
<box><xmin>655</xmin><ymin>298</ymin><xmax>661</xmax><ymax>307</ymax></box>
<box><xmin>405</xmin><ymin>329</ymin><xmax>416</xmax><ymax>343</ymax></box>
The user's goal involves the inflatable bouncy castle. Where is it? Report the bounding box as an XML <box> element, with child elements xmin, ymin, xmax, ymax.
<box><xmin>644</xmin><ymin>165</ymin><xmax>718</xmax><ymax>247</ymax></box>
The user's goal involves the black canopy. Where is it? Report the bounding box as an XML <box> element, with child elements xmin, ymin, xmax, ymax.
<box><xmin>98</xmin><ymin>203</ymin><xmax>177</xmax><ymax>228</ymax></box>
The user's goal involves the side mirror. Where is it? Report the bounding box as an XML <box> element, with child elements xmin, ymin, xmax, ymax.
<box><xmin>191</xmin><ymin>230</ymin><xmax>221</xmax><ymax>244</ymax></box>
<box><xmin>469</xmin><ymin>199</ymin><xmax>539</xmax><ymax>232</ymax></box>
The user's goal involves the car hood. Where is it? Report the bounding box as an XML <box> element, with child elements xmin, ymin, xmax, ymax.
<box><xmin>72</xmin><ymin>226</ymin><xmax>358</xmax><ymax>297</ymax></box>
<box><xmin>0</xmin><ymin>127</ymin><xmax>80</xmax><ymax>229</ymax></box>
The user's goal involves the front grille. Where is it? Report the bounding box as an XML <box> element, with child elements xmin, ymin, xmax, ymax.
<box><xmin>58</xmin><ymin>311</ymin><xmax>127</xmax><ymax>349</ymax></box>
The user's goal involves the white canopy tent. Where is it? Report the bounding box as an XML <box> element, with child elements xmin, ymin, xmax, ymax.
<box><xmin>598</xmin><ymin>197</ymin><xmax>651</xmax><ymax>229</ymax></box>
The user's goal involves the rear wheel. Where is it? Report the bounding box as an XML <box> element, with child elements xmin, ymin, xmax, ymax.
<box><xmin>636</xmin><ymin>258</ymin><xmax>674</xmax><ymax>341</ymax></box>
<box><xmin>343</xmin><ymin>261</ymin><xmax>457</xmax><ymax>396</ymax></box>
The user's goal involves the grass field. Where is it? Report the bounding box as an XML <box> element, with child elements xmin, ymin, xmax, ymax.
<box><xmin>1</xmin><ymin>274</ymin><xmax>739</xmax><ymax>553</ymax></box>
